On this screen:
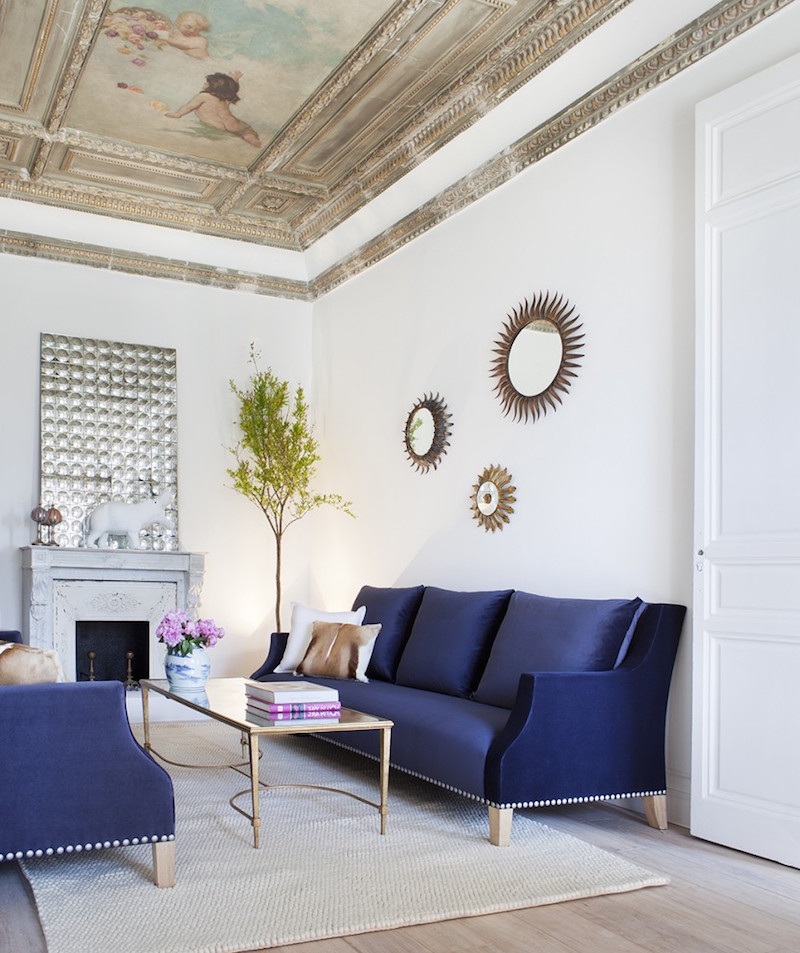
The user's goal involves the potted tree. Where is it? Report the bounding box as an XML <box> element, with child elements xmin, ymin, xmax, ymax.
<box><xmin>228</xmin><ymin>349</ymin><xmax>353</xmax><ymax>631</ymax></box>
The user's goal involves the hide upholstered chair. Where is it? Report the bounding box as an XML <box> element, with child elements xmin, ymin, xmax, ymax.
<box><xmin>0</xmin><ymin>678</ymin><xmax>176</xmax><ymax>887</ymax></box>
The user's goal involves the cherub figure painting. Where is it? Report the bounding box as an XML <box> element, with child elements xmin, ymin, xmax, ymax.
<box><xmin>67</xmin><ymin>0</ymin><xmax>397</xmax><ymax>165</ymax></box>
<box><xmin>165</xmin><ymin>10</ymin><xmax>209</xmax><ymax>59</ymax></box>
<box><xmin>166</xmin><ymin>71</ymin><xmax>262</xmax><ymax>147</ymax></box>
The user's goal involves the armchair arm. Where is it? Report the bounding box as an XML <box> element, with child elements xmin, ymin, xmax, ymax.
<box><xmin>485</xmin><ymin>602</ymin><xmax>685</xmax><ymax>805</ymax></box>
<box><xmin>249</xmin><ymin>632</ymin><xmax>288</xmax><ymax>680</ymax></box>
<box><xmin>0</xmin><ymin>681</ymin><xmax>174</xmax><ymax>859</ymax></box>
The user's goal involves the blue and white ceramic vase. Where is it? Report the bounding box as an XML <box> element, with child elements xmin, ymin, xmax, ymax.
<box><xmin>164</xmin><ymin>646</ymin><xmax>211</xmax><ymax>692</ymax></box>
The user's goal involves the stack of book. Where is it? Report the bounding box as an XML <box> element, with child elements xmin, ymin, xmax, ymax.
<box><xmin>244</xmin><ymin>679</ymin><xmax>341</xmax><ymax>726</ymax></box>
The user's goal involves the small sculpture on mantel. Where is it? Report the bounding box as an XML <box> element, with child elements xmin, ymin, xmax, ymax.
<box><xmin>85</xmin><ymin>490</ymin><xmax>175</xmax><ymax>549</ymax></box>
<box><xmin>31</xmin><ymin>505</ymin><xmax>62</xmax><ymax>546</ymax></box>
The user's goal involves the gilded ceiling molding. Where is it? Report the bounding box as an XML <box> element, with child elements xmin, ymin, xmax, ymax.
<box><xmin>43</xmin><ymin>0</ymin><xmax>106</xmax><ymax>136</ymax></box>
<box><xmin>310</xmin><ymin>0</ymin><xmax>795</xmax><ymax>296</ymax></box>
<box><xmin>0</xmin><ymin>182</ymin><xmax>301</xmax><ymax>248</ymax></box>
<box><xmin>294</xmin><ymin>0</ymin><xmax>632</xmax><ymax>242</ymax></box>
<box><xmin>0</xmin><ymin>0</ymin><xmax>794</xmax><ymax>297</ymax></box>
<box><xmin>249</xmin><ymin>0</ymin><xmax>433</xmax><ymax>172</ymax></box>
<box><xmin>0</xmin><ymin>229</ymin><xmax>313</xmax><ymax>301</ymax></box>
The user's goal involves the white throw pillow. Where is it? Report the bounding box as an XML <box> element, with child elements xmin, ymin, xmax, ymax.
<box><xmin>275</xmin><ymin>602</ymin><xmax>367</xmax><ymax>673</ymax></box>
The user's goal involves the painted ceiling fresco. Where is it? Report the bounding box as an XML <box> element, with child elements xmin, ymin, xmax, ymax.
<box><xmin>0</xmin><ymin>1</ymin><xmax>635</xmax><ymax>249</ymax></box>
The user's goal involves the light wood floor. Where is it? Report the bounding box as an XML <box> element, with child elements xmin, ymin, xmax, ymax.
<box><xmin>3</xmin><ymin>801</ymin><xmax>799</xmax><ymax>953</ymax></box>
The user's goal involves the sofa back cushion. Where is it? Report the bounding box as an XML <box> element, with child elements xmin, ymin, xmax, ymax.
<box><xmin>472</xmin><ymin>591</ymin><xmax>647</xmax><ymax>708</ymax></box>
<box><xmin>352</xmin><ymin>585</ymin><xmax>425</xmax><ymax>682</ymax></box>
<box><xmin>394</xmin><ymin>587</ymin><xmax>512</xmax><ymax>697</ymax></box>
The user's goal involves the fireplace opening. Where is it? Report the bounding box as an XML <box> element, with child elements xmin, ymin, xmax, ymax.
<box><xmin>75</xmin><ymin>621</ymin><xmax>150</xmax><ymax>685</ymax></box>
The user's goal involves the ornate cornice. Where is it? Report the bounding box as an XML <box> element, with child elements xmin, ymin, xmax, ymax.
<box><xmin>295</xmin><ymin>0</ymin><xmax>634</xmax><ymax>243</ymax></box>
<box><xmin>0</xmin><ymin>0</ymin><xmax>794</xmax><ymax>298</ymax></box>
<box><xmin>0</xmin><ymin>229</ymin><xmax>313</xmax><ymax>300</ymax></box>
<box><xmin>310</xmin><ymin>0</ymin><xmax>796</xmax><ymax>296</ymax></box>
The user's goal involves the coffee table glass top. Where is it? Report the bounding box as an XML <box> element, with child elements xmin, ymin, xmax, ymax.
<box><xmin>140</xmin><ymin>677</ymin><xmax>392</xmax><ymax>733</ymax></box>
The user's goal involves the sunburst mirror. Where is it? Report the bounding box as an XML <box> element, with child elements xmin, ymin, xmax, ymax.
<box><xmin>404</xmin><ymin>393</ymin><xmax>453</xmax><ymax>473</ymax></box>
<box><xmin>471</xmin><ymin>465</ymin><xmax>516</xmax><ymax>532</ymax></box>
<box><xmin>490</xmin><ymin>292</ymin><xmax>584</xmax><ymax>422</ymax></box>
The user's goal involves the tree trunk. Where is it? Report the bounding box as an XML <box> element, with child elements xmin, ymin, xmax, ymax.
<box><xmin>274</xmin><ymin>531</ymin><xmax>282</xmax><ymax>633</ymax></box>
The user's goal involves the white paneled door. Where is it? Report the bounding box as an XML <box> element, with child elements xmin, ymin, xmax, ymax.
<box><xmin>693</xmin><ymin>52</ymin><xmax>800</xmax><ymax>868</ymax></box>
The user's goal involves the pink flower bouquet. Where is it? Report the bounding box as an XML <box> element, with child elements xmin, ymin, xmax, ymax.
<box><xmin>156</xmin><ymin>610</ymin><xmax>224</xmax><ymax>656</ymax></box>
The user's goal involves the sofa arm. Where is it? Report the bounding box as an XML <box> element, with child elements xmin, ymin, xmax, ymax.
<box><xmin>250</xmin><ymin>632</ymin><xmax>288</xmax><ymax>679</ymax></box>
<box><xmin>485</xmin><ymin>602</ymin><xmax>685</xmax><ymax>805</ymax></box>
<box><xmin>0</xmin><ymin>681</ymin><xmax>174</xmax><ymax>860</ymax></box>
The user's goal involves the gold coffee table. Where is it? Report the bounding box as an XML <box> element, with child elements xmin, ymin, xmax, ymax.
<box><xmin>140</xmin><ymin>677</ymin><xmax>393</xmax><ymax>848</ymax></box>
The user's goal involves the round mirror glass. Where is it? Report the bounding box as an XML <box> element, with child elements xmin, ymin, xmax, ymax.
<box><xmin>408</xmin><ymin>407</ymin><xmax>434</xmax><ymax>456</ymax></box>
<box><xmin>490</xmin><ymin>292</ymin><xmax>584</xmax><ymax>423</ymax></box>
<box><xmin>477</xmin><ymin>481</ymin><xmax>499</xmax><ymax>516</ymax></box>
<box><xmin>403</xmin><ymin>393</ymin><xmax>453</xmax><ymax>473</ymax></box>
<box><xmin>507</xmin><ymin>319</ymin><xmax>564</xmax><ymax>397</ymax></box>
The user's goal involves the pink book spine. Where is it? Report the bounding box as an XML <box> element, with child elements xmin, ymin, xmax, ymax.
<box><xmin>245</xmin><ymin>700</ymin><xmax>341</xmax><ymax>717</ymax></box>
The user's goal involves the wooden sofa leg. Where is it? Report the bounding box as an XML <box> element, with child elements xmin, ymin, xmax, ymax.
<box><xmin>152</xmin><ymin>840</ymin><xmax>176</xmax><ymax>887</ymax></box>
<box><xmin>643</xmin><ymin>794</ymin><xmax>668</xmax><ymax>831</ymax></box>
<box><xmin>489</xmin><ymin>806</ymin><xmax>513</xmax><ymax>847</ymax></box>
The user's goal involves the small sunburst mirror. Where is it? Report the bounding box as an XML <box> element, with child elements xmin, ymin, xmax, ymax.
<box><xmin>490</xmin><ymin>292</ymin><xmax>584</xmax><ymax>422</ymax></box>
<box><xmin>404</xmin><ymin>393</ymin><xmax>452</xmax><ymax>473</ymax></box>
<box><xmin>471</xmin><ymin>465</ymin><xmax>516</xmax><ymax>532</ymax></box>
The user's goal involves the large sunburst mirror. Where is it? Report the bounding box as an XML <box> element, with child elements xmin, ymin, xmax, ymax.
<box><xmin>404</xmin><ymin>392</ymin><xmax>453</xmax><ymax>473</ymax></box>
<box><xmin>471</xmin><ymin>465</ymin><xmax>516</xmax><ymax>532</ymax></box>
<box><xmin>490</xmin><ymin>292</ymin><xmax>584</xmax><ymax>422</ymax></box>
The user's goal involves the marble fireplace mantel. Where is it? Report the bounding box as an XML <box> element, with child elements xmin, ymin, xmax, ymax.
<box><xmin>21</xmin><ymin>547</ymin><xmax>205</xmax><ymax>681</ymax></box>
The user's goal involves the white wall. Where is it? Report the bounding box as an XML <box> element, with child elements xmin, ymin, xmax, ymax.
<box><xmin>1</xmin><ymin>2</ymin><xmax>799</xmax><ymax>825</ymax></box>
<box><xmin>309</xmin><ymin>3</ymin><xmax>800</xmax><ymax>827</ymax></box>
<box><xmin>0</xmin><ymin>254</ymin><xmax>313</xmax><ymax>678</ymax></box>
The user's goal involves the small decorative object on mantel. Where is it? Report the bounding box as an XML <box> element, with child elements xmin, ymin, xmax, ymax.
<box><xmin>404</xmin><ymin>392</ymin><xmax>453</xmax><ymax>473</ymax></box>
<box><xmin>490</xmin><ymin>291</ymin><xmax>584</xmax><ymax>423</ymax></box>
<box><xmin>30</xmin><ymin>505</ymin><xmax>62</xmax><ymax>546</ymax></box>
<box><xmin>85</xmin><ymin>490</ymin><xmax>175</xmax><ymax>549</ymax></box>
<box><xmin>157</xmin><ymin>610</ymin><xmax>225</xmax><ymax>693</ymax></box>
<box><xmin>471</xmin><ymin>465</ymin><xmax>516</xmax><ymax>533</ymax></box>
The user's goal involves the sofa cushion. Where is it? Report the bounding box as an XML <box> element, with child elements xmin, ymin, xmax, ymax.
<box><xmin>296</xmin><ymin>621</ymin><xmax>381</xmax><ymax>682</ymax></box>
<box><xmin>352</xmin><ymin>585</ymin><xmax>425</xmax><ymax>682</ymax></box>
<box><xmin>473</xmin><ymin>592</ymin><xmax>647</xmax><ymax>708</ymax></box>
<box><xmin>0</xmin><ymin>641</ymin><xmax>64</xmax><ymax>685</ymax></box>
<box><xmin>395</xmin><ymin>587</ymin><xmax>512</xmax><ymax>698</ymax></box>
<box><xmin>275</xmin><ymin>602</ymin><xmax>366</xmax><ymax>673</ymax></box>
<box><xmin>251</xmin><ymin>672</ymin><xmax>511</xmax><ymax>800</ymax></box>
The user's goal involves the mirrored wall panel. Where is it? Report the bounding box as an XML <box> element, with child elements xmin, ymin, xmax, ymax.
<box><xmin>39</xmin><ymin>333</ymin><xmax>178</xmax><ymax>550</ymax></box>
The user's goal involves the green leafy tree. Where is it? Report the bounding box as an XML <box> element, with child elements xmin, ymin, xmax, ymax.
<box><xmin>228</xmin><ymin>349</ymin><xmax>353</xmax><ymax>631</ymax></box>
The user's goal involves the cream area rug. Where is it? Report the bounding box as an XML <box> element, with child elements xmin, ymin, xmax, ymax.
<box><xmin>23</xmin><ymin>721</ymin><xmax>667</xmax><ymax>953</ymax></box>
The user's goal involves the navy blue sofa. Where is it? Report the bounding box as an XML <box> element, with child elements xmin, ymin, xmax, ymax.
<box><xmin>251</xmin><ymin>585</ymin><xmax>686</xmax><ymax>845</ymax></box>
<box><xmin>0</xmin><ymin>678</ymin><xmax>176</xmax><ymax>886</ymax></box>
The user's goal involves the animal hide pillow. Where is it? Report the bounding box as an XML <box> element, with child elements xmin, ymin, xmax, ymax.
<box><xmin>275</xmin><ymin>602</ymin><xmax>367</xmax><ymax>673</ymax></box>
<box><xmin>0</xmin><ymin>641</ymin><xmax>65</xmax><ymax>685</ymax></box>
<box><xmin>296</xmin><ymin>621</ymin><xmax>382</xmax><ymax>682</ymax></box>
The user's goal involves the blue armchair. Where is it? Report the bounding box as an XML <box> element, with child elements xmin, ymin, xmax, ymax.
<box><xmin>1</xmin><ymin>680</ymin><xmax>176</xmax><ymax>886</ymax></box>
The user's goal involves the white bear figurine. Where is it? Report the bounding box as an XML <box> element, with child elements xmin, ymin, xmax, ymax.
<box><xmin>85</xmin><ymin>490</ymin><xmax>176</xmax><ymax>548</ymax></box>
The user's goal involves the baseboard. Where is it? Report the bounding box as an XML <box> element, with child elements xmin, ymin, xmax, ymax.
<box><xmin>666</xmin><ymin>768</ymin><xmax>691</xmax><ymax>829</ymax></box>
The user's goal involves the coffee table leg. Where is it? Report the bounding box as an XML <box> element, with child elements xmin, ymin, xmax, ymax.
<box><xmin>249</xmin><ymin>732</ymin><xmax>261</xmax><ymax>849</ymax></box>
<box><xmin>379</xmin><ymin>726</ymin><xmax>391</xmax><ymax>835</ymax></box>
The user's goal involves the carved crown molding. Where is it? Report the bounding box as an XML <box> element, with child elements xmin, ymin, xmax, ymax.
<box><xmin>0</xmin><ymin>0</ymin><xmax>792</xmax><ymax>297</ymax></box>
<box><xmin>310</xmin><ymin>0</ymin><xmax>795</xmax><ymax>296</ymax></box>
<box><xmin>0</xmin><ymin>229</ymin><xmax>313</xmax><ymax>300</ymax></box>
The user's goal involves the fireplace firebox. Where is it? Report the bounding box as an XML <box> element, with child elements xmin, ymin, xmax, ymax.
<box><xmin>75</xmin><ymin>620</ymin><xmax>150</xmax><ymax>684</ymax></box>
